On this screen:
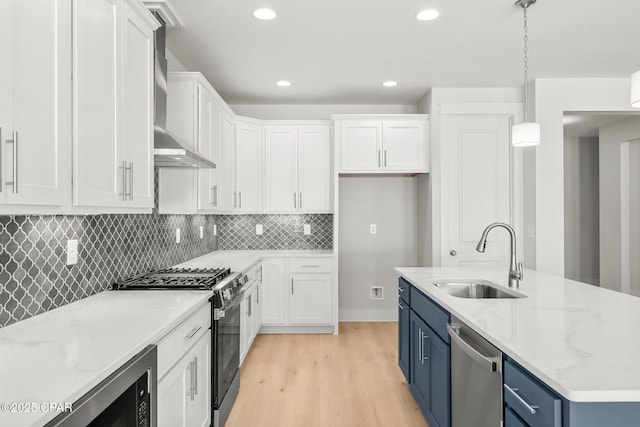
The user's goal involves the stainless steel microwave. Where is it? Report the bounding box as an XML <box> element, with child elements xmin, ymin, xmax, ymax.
<box><xmin>45</xmin><ymin>345</ymin><xmax>157</xmax><ymax>427</ymax></box>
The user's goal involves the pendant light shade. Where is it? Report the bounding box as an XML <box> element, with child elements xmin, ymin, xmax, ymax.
<box><xmin>512</xmin><ymin>122</ymin><xmax>541</xmax><ymax>147</ymax></box>
<box><xmin>632</xmin><ymin>71</ymin><xmax>640</xmax><ymax>108</ymax></box>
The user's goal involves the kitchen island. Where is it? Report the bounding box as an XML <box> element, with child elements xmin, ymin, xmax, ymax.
<box><xmin>396</xmin><ymin>266</ymin><xmax>640</xmax><ymax>426</ymax></box>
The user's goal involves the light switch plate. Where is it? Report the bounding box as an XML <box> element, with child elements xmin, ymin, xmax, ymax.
<box><xmin>213</xmin><ymin>224</ymin><xmax>217</xmax><ymax>236</ymax></box>
<box><xmin>199</xmin><ymin>226</ymin><xmax>204</xmax><ymax>239</ymax></box>
<box><xmin>303</xmin><ymin>224</ymin><xmax>311</xmax><ymax>235</ymax></box>
<box><xmin>256</xmin><ymin>224</ymin><xmax>263</xmax><ymax>235</ymax></box>
<box><xmin>66</xmin><ymin>239</ymin><xmax>78</xmax><ymax>265</ymax></box>
<box><xmin>176</xmin><ymin>228</ymin><xmax>181</xmax><ymax>244</ymax></box>
<box><xmin>369</xmin><ymin>224</ymin><xmax>377</xmax><ymax>235</ymax></box>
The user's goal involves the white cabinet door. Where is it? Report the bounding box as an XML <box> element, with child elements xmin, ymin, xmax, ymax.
<box><xmin>219</xmin><ymin>111</ymin><xmax>235</xmax><ymax>211</ymax></box>
<box><xmin>1</xmin><ymin>0</ymin><xmax>71</xmax><ymax>207</ymax></box>
<box><xmin>235</xmin><ymin>120</ymin><xmax>263</xmax><ymax>212</ymax></box>
<box><xmin>339</xmin><ymin>121</ymin><xmax>381</xmax><ymax>172</ymax></box>
<box><xmin>441</xmin><ymin>115</ymin><xmax>511</xmax><ymax>267</ymax></box>
<box><xmin>253</xmin><ymin>282</ymin><xmax>262</xmax><ymax>336</ymax></box>
<box><xmin>240</xmin><ymin>288</ymin><xmax>255</xmax><ymax>364</ymax></box>
<box><xmin>382</xmin><ymin>121</ymin><xmax>426</xmax><ymax>172</ymax></box>
<box><xmin>197</xmin><ymin>86</ymin><xmax>222</xmax><ymax>212</ymax></box>
<box><xmin>298</xmin><ymin>126</ymin><xmax>332</xmax><ymax>213</ymax></box>
<box><xmin>264</xmin><ymin>127</ymin><xmax>297</xmax><ymax>212</ymax></box>
<box><xmin>121</xmin><ymin>0</ymin><xmax>154</xmax><ymax>208</ymax></box>
<box><xmin>72</xmin><ymin>0</ymin><xmax>121</xmax><ymax>207</ymax></box>
<box><xmin>158</xmin><ymin>330</ymin><xmax>211</xmax><ymax>427</ymax></box>
<box><xmin>261</xmin><ymin>258</ymin><xmax>287</xmax><ymax>325</ymax></box>
<box><xmin>290</xmin><ymin>273</ymin><xmax>332</xmax><ymax>324</ymax></box>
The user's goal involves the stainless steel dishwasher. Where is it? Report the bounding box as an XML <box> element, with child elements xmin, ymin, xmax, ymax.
<box><xmin>448</xmin><ymin>316</ymin><xmax>503</xmax><ymax>427</ymax></box>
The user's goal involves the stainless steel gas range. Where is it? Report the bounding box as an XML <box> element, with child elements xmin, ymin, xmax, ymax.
<box><xmin>113</xmin><ymin>267</ymin><xmax>247</xmax><ymax>427</ymax></box>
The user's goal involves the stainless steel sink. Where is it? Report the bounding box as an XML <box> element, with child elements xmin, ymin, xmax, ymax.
<box><xmin>433</xmin><ymin>280</ymin><xmax>526</xmax><ymax>299</ymax></box>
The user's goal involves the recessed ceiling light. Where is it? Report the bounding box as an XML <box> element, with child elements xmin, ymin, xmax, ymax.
<box><xmin>253</xmin><ymin>8</ymin><xmax>277</xmax><ymax>20</ymax></box>
<box><xmin>276</xmin><ymin>80</ymin><xmax>291</xmax><ymax>87</ymax></box>
<box><xmin>382</xmin><ymin>81</ymin><xmax>398</xmax><ymax>87</ymax></box>
<box><xmin>416</xmin><ymin>9</ymin><xmax>440</xmax><ymax>21</ymax></box>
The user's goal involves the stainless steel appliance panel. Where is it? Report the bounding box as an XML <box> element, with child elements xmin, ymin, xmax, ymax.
<box><xmin>449</xmin><ymin>316</ymin><xmax>502</xmax><ymax>427</ymax></box>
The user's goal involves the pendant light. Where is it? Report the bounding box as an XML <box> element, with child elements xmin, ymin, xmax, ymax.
<box><xmin>512</xmin><ymin>0</ymin><xmax>540</xmax><ymax>147</ymax></box>
<box><xmin>632</xmin><ymin>70</ymin><xmax>640</xmax><ymax>108</ymax></box>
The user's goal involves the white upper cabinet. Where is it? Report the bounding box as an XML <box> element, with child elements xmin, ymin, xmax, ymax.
<box><xmin>264</xmin><ymin>124</ymin><xmax>332</xmax><ymax>213</ymax></box>
<box><xmin>219</xmin><ymin>111</ymin><xmax>235</xmax><ymax>212</ymax></box>
<box><xmin>0</xmin><ymin>0</ymin><xmax>72</xmax><ymax>210</ymax></box>
<box><xmin>336</xmin><ymin>115</ymin><xmax>429</xmax><ymax>173</ymax></box>
<box><xmin>73</xmin><ymin>0</ymin><xmax>158</xmax><ymax>210</ymax></box>
<box><xmin>234</xmin><ymin>118</ymin><xmax>263</xmax><ymax>212</ymax></box>
<box><xmin>158</xmin><ymin>73</ymin><xmax>228</xmax><ymax>214</ymax></box>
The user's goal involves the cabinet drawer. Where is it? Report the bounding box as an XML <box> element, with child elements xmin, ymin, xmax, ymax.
<box><xmin>504</xmin><ymin>359</ymin><xmax>562</xmax><ymax>427</ymax></box>
<box><xmin>398</xmin><ymin>277</ymin><xmax>410</xmax><ymax>304</ymax></box>
<box><xmin>157</xmin><ymin>303</ymin><xmax>211</xmax><ymax>379</ymax></box>
<box><xmin>289</xmin><ymin>258</ymin><xmax>332</xmax><ymax>273</ymax></box>
<box><xmin>410</xmin><ymin>286</ymin><xmax>450</xmax><ymax>343</ymax></box>
<box><xmin>505</xmin><ymin>407</ymin><xmax>528</xmax><ymax>427</ymax></box>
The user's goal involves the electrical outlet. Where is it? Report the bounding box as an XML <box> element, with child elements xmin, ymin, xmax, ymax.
<box><xmin>66</xmin><ymin>239</ymin><xmax>78</xmax><ymax>265</ymax></box>
<box><xmin>199</xmin><ymin>226</ymin><xmax>204</xmax><ymax>239</ymax></box>
<box><xmin>369</xmin><ymin>224</ymin><xmax>377</xmax><ymax>235</ymax></box>
<box><xmin>176</xmin><ymin>228</ymin><xmax>181</xmax><ymax>244</ymax></box>
<box><xmin>370</xmin><ymin>286</ymin><xmax>384</xmax><ymax>300</ymax></box>
<box><xmin>213</xmin><ymin>224</ymin><xmax>217</xmax><ymax>236</ymax></box>
<box><xmin>256</xmin><ymin>224</ymin><xmax>263</xmax><ymax>235</ymax></box>
<box><xmin>303</xmin><ymin>224</ymin><xmax>311</xmax><ymax>235</ymax></box>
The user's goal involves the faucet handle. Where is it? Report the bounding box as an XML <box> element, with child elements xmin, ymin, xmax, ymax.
<box><xmin>517</xmin><ymin>262</ymin><xmax>524</xmax><ymax>279</ymax></box>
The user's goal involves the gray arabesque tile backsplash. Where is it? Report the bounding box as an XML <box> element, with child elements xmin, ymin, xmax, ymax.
<box><xmin>0</xmin><ymin>208</ymin><xmax>332</xmax><ymax>328</ymax></box>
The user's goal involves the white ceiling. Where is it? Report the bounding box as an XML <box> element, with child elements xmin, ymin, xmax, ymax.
<box><xmin>166</xmin><ymin>0</ymin><xmax>640</xmax><ymax>105</ymax></box>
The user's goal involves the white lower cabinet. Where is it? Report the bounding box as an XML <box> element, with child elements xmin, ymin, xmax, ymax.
<box><xmin>240</xmin><ymin>282</ymin><xmax>256</xmax><ymax>365</ymax></box>
<box><xmin>260</xmin><ymin>257</ymin><xmax>334</xmax><ymax>332</ymax></box>
<box><xmin>157</xmin><ymin>304</ymin><xmax>211</xmax><ymax>427</ymax></box>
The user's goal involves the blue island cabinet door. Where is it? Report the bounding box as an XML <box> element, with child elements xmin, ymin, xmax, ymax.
<box><xmin>398</xmin><ymin>297</ymin><xmax>410</xmax><ymax>381</ymax></box>
<box><xmin>427</xmin><ymin>325</ymin><xmax>450</xmax><ymax>427</ymax></box>
<box><xmin>409</xmin><ymin>311</ymin><xmax>430</xmax><ymax>413</ymax></box>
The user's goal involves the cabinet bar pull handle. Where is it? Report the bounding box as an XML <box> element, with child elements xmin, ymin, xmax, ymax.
<box><xmin>239</xmin><ymin>191</ymin><xmax>242</xmax><ymax>208</ymax></box>
<box><xmin>212</xmin><ymin>186</ymin><xmax>217</xmax><ymax>206</ymax></box>
<box><xmin>301</xmin><ymin>264</ymin><xmax>320</xmax><ymax>268</ymax></box>
<box><xmin>233</xmin><ymin>191</ymin><xmax>237</xmax><ymax>208</ymax></box>
<box><xmin>299</xmin><ymin>192</ymin><xmax>302</xmax><ymax>209</ymax></box>
<box><xmin>422</xmin><ymin>333</ymin><xmax>429</xmax><ymax>363</ymax></box>
<box><xmin>186</xmin><ymin>326</ymin><xmax>201</xmax><ymax>339</ymax></box>
<box><xmin>5</xmin><ymin>131</ymin><xmax>18</xmax><ymax>193</ymax></box>
<box><xmin>418</xmin><ymin>328</ymin><xmax>423</xmax><ymax>364</ymax></box>
<box><xmin>120</xmin><ymin>161</ymin><xmax>127</xmax><ymax>200</ymax></box>
<box><xmin>504</xmin><ymin>384</ymin><xmax>538</xmax><ymax>414</ymax></box>
<box><xmin>294</xmin><ymin>192</ymin><xmax>297</xmax><ymax>208</ymax></box>
<box><xmin>398</xmin><ymin>285</ymin><xmax>405</xmax><ymax>292</ymax></box>
<box><xmin>189</xmin><ymin>360</ymin><xmax>195</xmax><ymax>401</ymax></box>
<box><xmin>378</xmin><ymin>149</ymin><xmax>381</xmax><ymax>167</ymax></box>
<box><xmin>384</xmin><ymin>150</ymin><xmax>387</xmax><ymax>167</ymax></box>
<box><xmin>256</xmin><ymin>284</ymin><xmax>260</xmax><ymax>304</ymax></box>
<box><xmin>124</xmin><ymin>162</ymin><xmax>133</xmax><ymax>200</ymax></box>
<box><xmin>291</xmin><ymin>278</ymin><xmax>294</xmax><ymax>295</ymax></box>
<box><xmin>129</xmin><ymin>162</ymin><xmax>134</xmax><ymax>201</ymax></box>
<box><xmin>194</xmin><ymin>356</ymin><xmax>198</xmax><ymax>395</ymax></box>
<box><xmin>0</xmin><ymin>127</ymin><xmax>3</xmax><ymax>189</ymax></box>
<box><xmin>398</xmin><ymin>302</ymin><xmax>405</xmax><ymax>309</ymax></box>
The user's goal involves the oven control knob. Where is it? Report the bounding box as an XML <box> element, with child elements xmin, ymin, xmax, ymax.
<box><xmin>223</xmin><ymin>289</ymin><xmax>231</xmax><ymax>300</ymax></box>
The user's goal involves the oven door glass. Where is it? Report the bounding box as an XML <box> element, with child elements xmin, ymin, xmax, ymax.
<box><xmin>214</xmin><ymin>301</ymin><xmax>240</xmax><ymax>407</ymax></box>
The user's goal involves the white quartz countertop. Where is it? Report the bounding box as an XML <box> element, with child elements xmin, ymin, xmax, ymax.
<box><xmin>176</xmin><ymin>249</ymin><xmax>334</xmax><ymax>272</ymax></box>
<box><xmin>395</xmin><ymin>267</ymin><xmax>640</xmax><ymax>402</ymax></box>
<box><xmin>0</xmin><ymin>290</ymin><xmax>211</xmax><ymax>427</ymax></box>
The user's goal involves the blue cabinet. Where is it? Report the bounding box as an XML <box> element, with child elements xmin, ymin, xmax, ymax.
<box><xmin>400</xmin><ymin>278</ymin><xmax>450</xmax><ymax>427</ymax></box>
<box><xmin>398</xmin><ymin>296</ymin><xmax>410</xmax><ymax>381</ymax></box>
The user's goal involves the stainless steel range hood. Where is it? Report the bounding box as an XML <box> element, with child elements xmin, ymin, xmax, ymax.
<box><xmin>153</xmin><ymin>15</ymin><xmax>215</xmax><ymax>169</ymax></box>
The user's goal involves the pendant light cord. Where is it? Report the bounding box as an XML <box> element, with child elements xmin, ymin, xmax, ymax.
<box><xmin>523</xmin><ymin>4</ymin><xmax>530</xmax><ymax>122</ymax></box>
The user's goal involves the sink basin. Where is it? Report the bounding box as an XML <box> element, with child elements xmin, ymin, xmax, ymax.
<box><xmin>433</xmin><ymin>280</ymin><xmax>526</xmax><ymax>299</ymax></box>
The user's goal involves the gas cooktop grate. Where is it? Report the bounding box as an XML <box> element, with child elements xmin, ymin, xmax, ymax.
<box><xmin>112</xmin><ymin>267</ymin><xmax>232</xmax><ymax>290</ymax></box>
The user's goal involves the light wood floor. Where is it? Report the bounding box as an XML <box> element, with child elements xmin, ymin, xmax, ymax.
<box><xmin>226</xmin><ymin>322</ymin><xmax>427</xmax><ymax>427</ymax></box>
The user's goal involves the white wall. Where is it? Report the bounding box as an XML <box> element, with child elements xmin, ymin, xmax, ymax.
<box><xmin>166</xmin><ymin>49</ymin><xmax>187</xmax><ymax>72</ymax></box>
<box><xmin>229</xmin><ymin>104</ymin><xmax>417</xmax><ymax>120</ymax></box>
<box><xmin>563</xmin><ymin>136</ymin><xmax>599</xmax><ymax>285</ymax></box>
<box><xmin>630</xmin><ymin>142</ymin><xmax>640</xmax><ymax>296</ymax></box>
<box><xmin>598</xmin><ymin>118</ymin><xmax>640</xmax><ymax>293</ymax></box>
<box><xmin>531</xmin><ymin>78</ymin><xmax>634</xmax><ymax>275</ymax></box>
<box><xmin>338</xmin><ymin>176</ymin><xmax>418</xmax><ymax>321</ymax></box>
